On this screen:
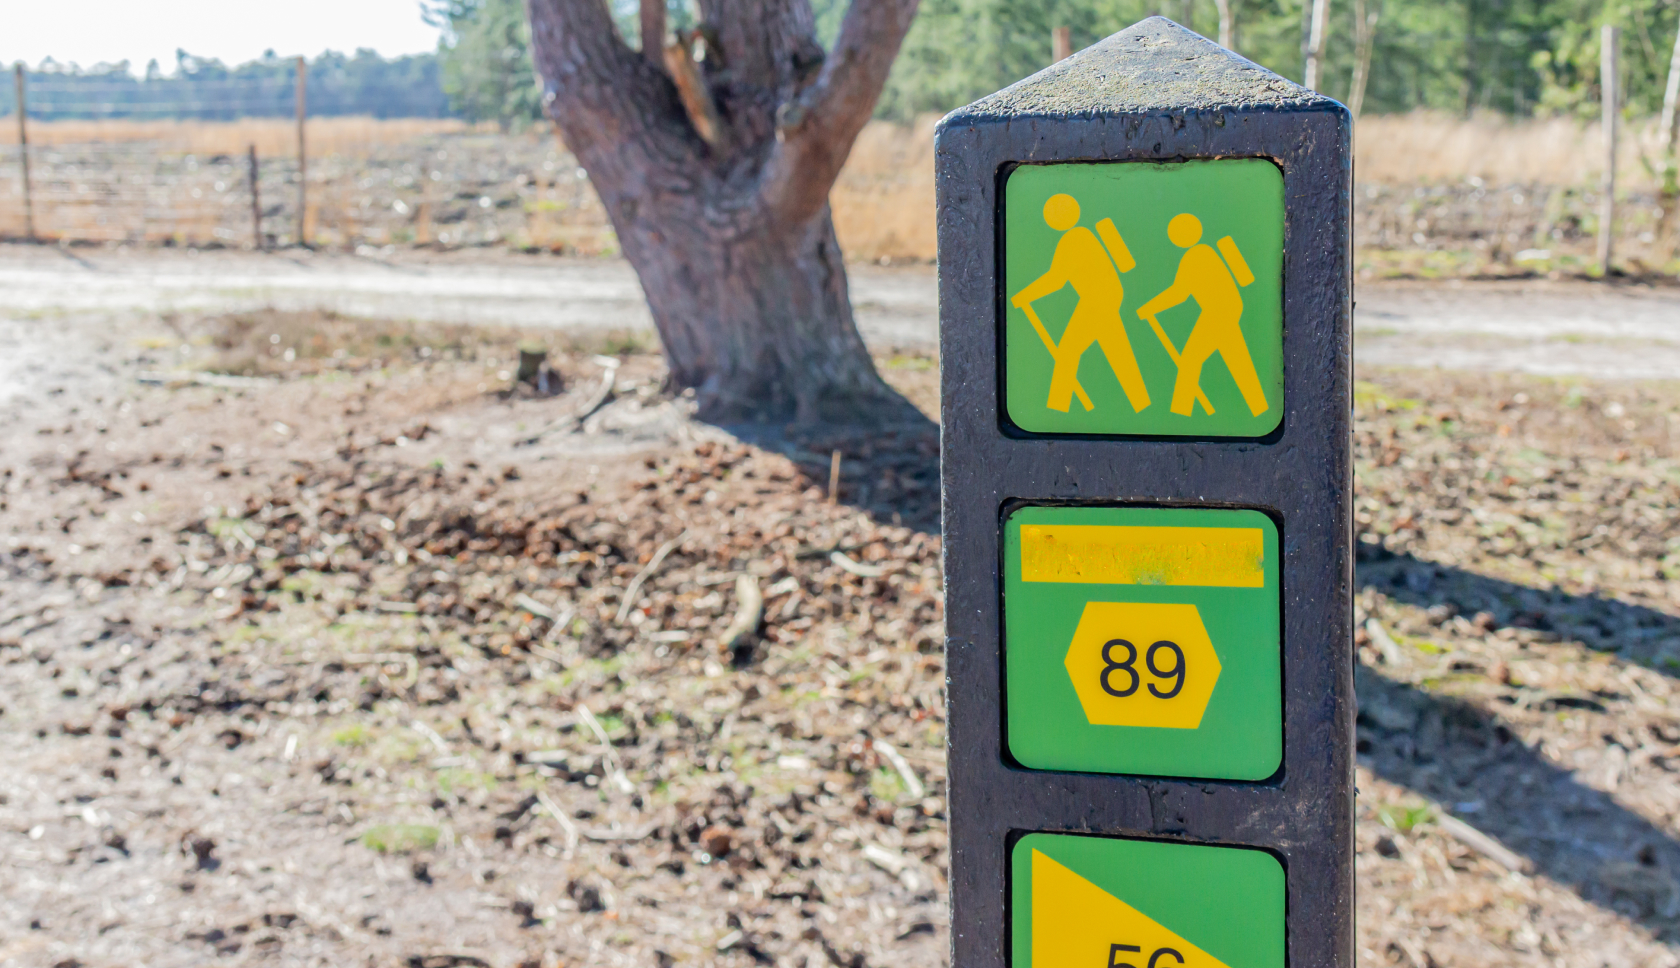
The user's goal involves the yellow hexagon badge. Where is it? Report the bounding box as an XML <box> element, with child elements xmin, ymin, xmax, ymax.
<box><xmin>1064</xmin><ymin>602</ymin><xmax>1221</xmax><ymax>729</ymax></box>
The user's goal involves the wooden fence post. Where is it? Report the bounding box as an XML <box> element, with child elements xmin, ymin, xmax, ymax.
<box><xmin>14</xmin><ymin>63</ymin><xmax>34</xmax><ymax>242</ymax></box>
<box><xmin>1599</xmin><ymin>24</ymin><xmax>1618</xmax><ymax>277</ymax></box>
<box><xmin>248</xmin><ymin>144</ymin><xmax>263</xmax><ymax>250</ymax></box>
<box><xmin>295</xmin><ymin>56</ymin><xmax>308</xmax><ymax>248</ymax></box>
<box><xmin>1052</xmin><ymin>26</ymin><xmax>1072</xmax><ymax>63</ymax></box>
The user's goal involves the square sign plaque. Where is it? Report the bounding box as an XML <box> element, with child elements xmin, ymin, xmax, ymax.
<box><xmin>1003</xmin><ymin>505</ymin><xmax>1281</xmax><ymax>780</ymax></box>
<box><xmin>1012</xmin><ymin>833</ymin><xmax>1285</xmax><ymax>968</ymax></box>
<box><xmin>1005</xmin><ymin>159</ymin><xmax>1284</xmax><ymax>437</ymax></box>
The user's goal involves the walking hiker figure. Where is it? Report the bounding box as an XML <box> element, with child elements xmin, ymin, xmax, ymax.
<box><xmin>1010</xmin><ymin>194</ymin><xmax>1150</xmax><ymax>414</ymax></box>
<box><xmin>1137</xmin><ymin>213</ymin><xmax>1270</xmax><ymax>418</ymax></box>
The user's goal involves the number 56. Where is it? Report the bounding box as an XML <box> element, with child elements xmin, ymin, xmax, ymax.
<box><xmin>1108</xmin><ymin>944</ymin><xmax>1185</xmax><ymax>968</ymax></box>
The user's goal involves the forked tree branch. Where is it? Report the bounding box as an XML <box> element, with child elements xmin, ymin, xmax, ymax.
<box><xmin>664</xmin><ymin>34</ymin><xmax>727</xmax><ymax>148</ymax></box>
<box><xmin>525</xmin><ymin>0</ymin><xmax>691</xmax><ymax>165</ymax></box>
<box><xmin>759</xmin><ymin>0</ymin><xmax>920</xmax><ymax>227</ymax></box>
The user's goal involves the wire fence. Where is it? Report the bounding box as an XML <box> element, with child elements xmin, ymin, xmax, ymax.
<box><xmin>15</xmin><ymin>81</ymin><xmax>304</xmax><ymax>119</ymax></box>
<box><xmin>2</xmin><ymin>113</ymin><xmax>1678</xmax><ymax>271</ymax></box>
<box><xmin>0</xmin><ymin>130</ymin><xmax>615</xmax><ymax>252</ymax></box>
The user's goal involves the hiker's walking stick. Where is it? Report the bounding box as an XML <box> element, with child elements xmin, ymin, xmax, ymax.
<box><xmin>1020</xmin><ymin>303</ymin><xmax>1094</xmax><ymax>412</ymax></box>
<box><xmin>1143</xmin><ymin>313</ymin><xmax>1215</xmax><ymax>415</ymax></box>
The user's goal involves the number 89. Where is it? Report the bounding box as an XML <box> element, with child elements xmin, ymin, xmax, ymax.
<box><xmin>1099</xmin><ymin>638</ymin><xmax>1186</xmax><ymax>700</ymax></box>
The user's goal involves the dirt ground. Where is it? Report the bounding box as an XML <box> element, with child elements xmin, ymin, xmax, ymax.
<box><xmin>1</xmin><ymin>291</ymin><xmax>1679</xmax><ymax>968</ymax></box>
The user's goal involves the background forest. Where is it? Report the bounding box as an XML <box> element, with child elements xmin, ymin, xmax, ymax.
<box><xmin>3</xmin><ymin>0</ymin><xmax>1679</xmax><ymax>126</ymax></box>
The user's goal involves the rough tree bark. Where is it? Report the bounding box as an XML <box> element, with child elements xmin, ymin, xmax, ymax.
<box><xmin>525</xmin><ymin>0</ymin><xmax>920</xmax><ymax>422</ymax></box>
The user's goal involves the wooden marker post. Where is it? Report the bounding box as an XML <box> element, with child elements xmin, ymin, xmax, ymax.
<box><xmin>14</xmin><ymin>63</ymin><xmax>34</xmax><ymax>242</ymax></box>
<box><xmin>1052</xmin><ymin>27</ymin><xmax>1072</xmax><ymax>63</ymax></box>
<box><xmin>248</xmin><ymin>145</ymin><xmax>263</xmax><ymax>250</ymax></box>
<box><xmin>295</xmin><ymin>56</ymin><xmax>308</xmax><ymax>248</ymax></box>
<box><xmin>937</xmin><ymin>18</ymin><xmax>1354</xmax><ymax>968</ymax></box>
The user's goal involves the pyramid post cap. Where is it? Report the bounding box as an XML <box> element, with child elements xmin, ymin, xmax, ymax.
<box><xmin>944</xmin><ymin>17</ymin><xmax>1343</xmax><ymax>125</ymax></box>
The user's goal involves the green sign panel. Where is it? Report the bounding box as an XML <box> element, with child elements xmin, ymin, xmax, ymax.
<box><xmin>1005</xmin><ymin>160</ymin><xmax>1284</xmax><ymax>437</ymax></box>
<box><xmin>1012</xmin><ymin>833</ymin><xmax>1285</xmax><ymax>968</ymax></box>
<box><xmin>1004</xmin><ymin>506</ymin><xmax>1281</xmax><ymax>780</ymax></box>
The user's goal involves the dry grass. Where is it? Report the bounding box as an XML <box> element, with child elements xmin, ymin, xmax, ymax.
<box><xmin>1355</xmin><ymin>111</ymin><xmax>1675</xmax><ymax>186</ymax></box>
<box><xmin>3</xmin><ymin>117</ymin><xmax>484</xmax><ymax>157</ymax></box>
<box><xmin>831</xmin><ymin>114</ymin><xmax>939</xmax><ymax>263</ymax></box>
<box><xmin>6</xmin><ymin>112</ymin><xmax>1677</xmax><ymax>264</ymax></box>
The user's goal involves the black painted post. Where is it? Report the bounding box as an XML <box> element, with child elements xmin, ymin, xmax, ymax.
<box><xmin>938</xmin><ymin>17</ymin><xmax>1352</xmax><ymax>968</ymax></box>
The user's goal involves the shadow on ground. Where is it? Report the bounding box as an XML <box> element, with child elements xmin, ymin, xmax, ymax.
<box><xmin>1357</xmin><ymin>550</ymin><xmax>1680</xmax><ymax>938</ymax></box>
<box><xmin>1361</xmin><ymin>546</ymin><xmax>1680</xmax><ymax>667</ymax></box>
<box><xmin>725</xmin><ymin>411</ymin><xmax>942</xmax><ymax>535</ymax></box>
<box><xmin>1359</xmin><ymin>666</ymin><xmax>1680</xmax><ymax>937</ymax></box>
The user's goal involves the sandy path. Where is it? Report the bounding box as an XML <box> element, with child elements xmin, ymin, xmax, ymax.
<box><xmin>2</xmin><ymin>244</ymin><xmax>1676</xmax><ymax>379</ymax></box>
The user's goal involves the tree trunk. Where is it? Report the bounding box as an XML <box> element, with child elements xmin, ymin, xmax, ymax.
<box><xmin>1347</xmin><ymin>0</ymin><xmax>1378</xmax><ymax>120</ymax></box>
<box><xmin>1214</xmin><ymin>0</ymin><xmax>1237</xmax><ymax>51</ymax></box>
<box><xmin>525</xmin><ymin>0</ymin><xmax>920</xmax><ymax>423</ymax></box>
<box><xmin>1302</xmin><ymin>0</ymin><xmax>1330</xmax><ymax>91</ymax></box>
<box><xmin>615</xmin><ymin>191</ymin><xmax>883</xmax><ymax>421</ymax></box>
<box><xmin>1658</xmin><ymin>16</ymin><xmax>1680</xmax><ymax>254</ymax></box>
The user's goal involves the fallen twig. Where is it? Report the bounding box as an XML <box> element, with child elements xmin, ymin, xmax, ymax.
<box><xmin>830</xmin><ymin>550</ymin><xmax>885</xmax><ymax>578</ymax></box>
<box><xmin>527</xmin><ymin>642</ymin><xmax>567</xmax><ymax>665</ymax></box>
<box><xmin>1431</xmin><ymin>813</ymin><xmax>1531</xmax><ymax>873</ymax></box>
<box><xmin>576</xmin><ymin>703</ymin><xmax>635</xmax><ymax>794</ymax></box>
<box><xmin>580</xmin><ymin>821</ymin><xmax>661</xmax><ymax>842</ymax></box>
<box><xmin>795</xmin><ymin>541</ymin><xmax>866</xmax><ymax>560</ymax></box>
<box><xmin>872</xmin><ymin>739</ymin><xmax>927</xmax><ymax>799</ymax></box>
<box><xmin>862</xmin><ymin>843</ymin><xmax>908</xmax><ymax>874</ymax></box>
<box><xmin>514</xmin><ymin>593</ymin><xmax>557</xmax><ymax>620</ymax></box>
<box><xmin>1365</xmin><ymin>618</ymin><xmax>1404</xmax><ymax>666</ymax></box>
<box><xmin>288</xmin><ymin>652</ymin><xmax>419</xmax><ymax>687</ymax></box>
<box><xmin>544</xmin><ymin>605</ymin><xmax>578</xmax><ymax>645</ymax></box>
<box><xmin>720</xmin><ymin>573</ymin><xmax>763</xmax><ymax>651</ymax></box>
<box><xmin>516</xmin><ymin>363</ymin><xmax>617</xmax><ymax>446</ymax></box>
<box><xmin>828</xmin><ymin>449</ymin><xmax>842</xmax><ymax>503</ymax></box>
<box><xmin>410</xmin><ymin>720</ymin><xmax>449</xmax><ymax>754</ymax></box>
<box><xmin>136</xmin><ymin>370</ymin><xmax>278</xmax><ymax>389</ymax></box>
<box><xmin>763</xmin><ymin>575</ymin><xmax>800</xmax><ymax>597</ymax></box>
<box><xmin>616</xmin><ymin>530</ymin><xmax>688</xmax><ymax>623</ymax></box>
<box><xmin>535</xmin><ymin>789</ymin><xmax>579</xmax><ymax>853</ymax></box>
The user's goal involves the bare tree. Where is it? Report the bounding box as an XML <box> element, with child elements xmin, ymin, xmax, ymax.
<box><xmin>524</xmin><ymin>0</ymin><xmax>920</xmax><ymax>422</ymax></box>
<box><xmin>1665</xmin><ymin>20</ymin><xmax>1680</xmax><ymax>163</ymax></box>
<box><xmin>1660</xmin><ymin>17</ymin><xmax>1680</xmax><ymax>228</ymax></box>
<box><xmin>1213</xmin><ymin>0</ymin><xmax>1238</xmax><ymax>51</ymax></box>
<box><xmin>1347</xmin><ymin>0</ymin><xmax>1379</xmax><ymax>120</ymax></box>
<box><xmin>1303</xmin><ymin>0</ymin><xmax>1331</xmax><ymax>91</ymax></box>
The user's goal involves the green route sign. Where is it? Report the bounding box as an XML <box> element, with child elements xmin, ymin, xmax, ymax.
<box><xmin>1003</xmin><ymin>506</ymin><xmax>1281</xmax><ymax>780</ymax></box>
<box><xmin>1012</xmin><ymin>833</ymin><xmax>1286</xmax><ymax>968</ymax></box>
<box><xmin>1005</xmin><ymin>159</ymin><xmax>1285</xmax><ymax>437</ymax></box>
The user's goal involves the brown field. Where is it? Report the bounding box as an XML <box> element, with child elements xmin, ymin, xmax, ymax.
<box><xmin>3</xmin><ymin>117</ymin><xmax>483</xmax><ymax>157</ymax></box>
<box><xmin>2</xmin><ymin>113</ymin><xmax>1678</xmax><ymax>272</ymax></box>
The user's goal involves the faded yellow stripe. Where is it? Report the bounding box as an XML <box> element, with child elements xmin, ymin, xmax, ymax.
<box><xmin>1020</xmin><ymin>525</ymin><xmax>1265</xmax><ymax>587</ymax></box>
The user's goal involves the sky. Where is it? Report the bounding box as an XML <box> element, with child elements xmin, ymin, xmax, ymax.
<box><xmin>8</xmin><ymin>0</ymin><xmax>446</xmax><ymax>73</ymax></box>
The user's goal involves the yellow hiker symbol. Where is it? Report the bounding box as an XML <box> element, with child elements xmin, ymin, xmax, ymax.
<box><xmin>1010</xmin><ymin>193</ymin><xmax>1151</xmax><ymax>414</ymax></box>
<box><xmin>1031</xmin><ymin>849</ymin><xmax>1232</xmax><ymax>968</ymax></box>
<box><xmin>1136</xmin><ymin>214</ymin><xmax>1270</xmax><ymax>418</ymax></box>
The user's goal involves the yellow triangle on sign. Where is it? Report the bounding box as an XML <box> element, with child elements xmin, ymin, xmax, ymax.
<box><xmin>1032</xmin><ymin>849</ymin><xmax>1233</xmax><ymax>968</ymax></box>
